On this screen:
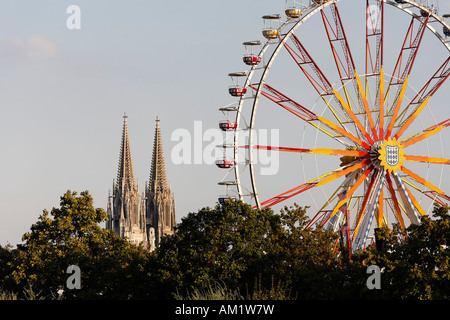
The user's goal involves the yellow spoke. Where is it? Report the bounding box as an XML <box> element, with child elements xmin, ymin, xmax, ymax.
<box><xmin>377</xmin><ymin>189</ymin><xmax>384</xmax><ymax>228</ymax></box>
<box><xmin>317</xmin><ymin>115</ymin><xmax>371</xmax><ymax>150</ymax></box>
<box><xmin>401</xmin><ymin>165</ymin><xmax>446</xmax><ymax>196</ymax></box>
<box><xmin>379</xmin><ymin>68</ymin><xmax>385</xmax><ymax>138</ymax></box>
<box><xmin>355</xmin><ymin>71</ymin><xmax>378</xmax><ymax>141</ymax></box>
<box><xmin>385</xmin><ymin>76</ymin><xmax>409</xmax><ymax>139</ymax></box>
<box><xmin>332</xmin><ymin>89</ymin><xmax>374</xmax><ymax>145</ymax></box>
<box><xmin>404</xmin><ymin>155</ymin><xmax>450</xmax><ymax>165</ymax></box>
<box><xmin>405</xmin><ymin>187</ymin><xmax>427</xmax><ymax>217</ymax></box>
<box><xmin>401</xmin><ymin>119</ymin><xmax>450</xmax><ymax>148</ymax></box>
<box><xmin>330</xmin><ymin>166</ymin><xmax>372</xmax><ymax>217</ymax></box>
<box><xmin>313</xmin><ymin>159</ymin><xmax>371</xmax><ymax>187</ymax></box>
<box><xmin>394</xmin><ymin>97</ymin><xmax>431</xmax><ymax>140</ymax></box>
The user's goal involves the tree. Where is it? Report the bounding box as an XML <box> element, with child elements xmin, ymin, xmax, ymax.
<box><xmin>154</xmin><ymin>201</ymin><xmax>340</xmax><ymax>299</ymax></box>
<box><xmin>361</xmin><ymin>204</ymin><xmax>450</xmax><ymax>299</ymax></box>
<box><xmin>7</xmin><ymin>190</ymin><xmax>153</xmax><ymax>299</ymax></box>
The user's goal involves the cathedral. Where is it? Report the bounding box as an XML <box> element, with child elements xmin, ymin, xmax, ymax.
<box><xmin>106</xmin><ymin>113</ymin><xmax>176</xmax><ymax>251</ymax></box>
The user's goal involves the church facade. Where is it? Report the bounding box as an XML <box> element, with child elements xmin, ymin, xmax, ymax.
<box><xmin>106</xmin><ymin>113</ymin><xmax>176</xmax><ymax>250</ymax></box>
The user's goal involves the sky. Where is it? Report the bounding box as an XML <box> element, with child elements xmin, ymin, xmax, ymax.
<box><xmin>1</xmin><ymin>0</ymin><xmax>450</xmax><ymax>246</ymax></box>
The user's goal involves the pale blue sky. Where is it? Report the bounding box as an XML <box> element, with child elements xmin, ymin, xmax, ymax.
<box><xmin>1</xmin><ymin>0</ymin><xmax>449</xmax><ymax>246</ymax></box>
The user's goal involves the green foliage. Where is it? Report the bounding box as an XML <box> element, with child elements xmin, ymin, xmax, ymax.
<box><xmin>153</xmin><ymin>201</ymin><xmax>339</xmax><ymax>299</ymax></box>
<box><xmin>361</xmin><ymin>204</ymin><xmax>450</xmax><ymax>299</ymax></box>
<box><xmin>5</xmin><ymin>190</ymin><xmax>153</xmax><ymax>299</ymax></box>
<box><xmin>247</xmin><ymin>275</ymin><xmax>295</xmax><ymax>300</ymax></box>
<box><xmin>174</xmin><ymin>281</ymin><xmax>244</xmax><ymax>300</ymax></box>
<box><xmin>0</xmin><ymin>290</ymin><xmax>17</xmax><ymax>300</ymax></box>
<box><xmin>3</xmin><ymin>190</ymin><xmax>450</xmax><ymax>300</ymax></box>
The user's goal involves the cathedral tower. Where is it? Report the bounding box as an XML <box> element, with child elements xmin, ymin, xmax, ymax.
<box><xmin>145</xmin><ymin>117</ymin><xmax>176</xmax><ymax>251</ymax></box>
<box><xmin>107</xmin><ymin>113</ymin><xmax>147</xmax><ymax>247</ymax></box>
<box><xmin>107</xmin><ymin>114</ymin><xmax>176</xmax><ymax>250</ymax></box>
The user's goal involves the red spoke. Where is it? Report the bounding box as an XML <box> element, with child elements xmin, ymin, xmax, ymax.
<box><xmin>321</xmin><ymin>3</ymin><xmax>364</xmax><ymax>115</ymax></box>
<box><xmin>321</xmin><ymin>3</ymin><xmax>357</xmax><ymax>82</ymax></box>
<box><xmin>251</xmin><ymin>83</ymin><xmax>371</xmax><ymax>149</ymax></box>
<box><xmin>258</xmin><ymin>183</ymin><xmax>317</xmax><ymax>209</ymax></box>
<box><xmin>386</xmin><ymin>14</ymin><xmax>429</xmax><ymax>115</ymax></box>
<box><xmin>258</xmin><ymin>159</ymin><xmax>370</xmax><ymax>209</ymax></box>
<box><xmin>395</xmin><ymin>56</ymin><xmax>450</xmax><ymax>130</ymax></box>
<box><xmin>385</xmin><ymin>172</ymin><xmax>406</xmax><ymax>229</ymax></box>
<box><xmin>365</xmin><ymin>0</ymin><xmax>384</xmax><ymax>78</ymax></box>
<box><xmin>244</xmin><ymin>145</ymin><xmax>369</xmax><ymax>157</ymax></box>
<box><xmin>284</xmin><ymin>33</ymin><xmax>334</xmax><ymax>97</ymax></box>
<box><xmin>249</xmin><ymin>83</ymin><xmax>318</xmax><ymax>122</ymax></box>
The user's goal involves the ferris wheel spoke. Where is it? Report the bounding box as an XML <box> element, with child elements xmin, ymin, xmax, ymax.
<box><xmin>395</xmin><ymin>56</ymin><xmax>450</xmax><ymax>130</ymax></box>
<box><xmin>404</xmin><ymin>154</ymin><xmax>450</xmax><ymax>165</ymax></box>
<box><xmin>386</xmin><ymin>14</ymin><xmax>429</xmax><ymax>116</ymax></box>
<box><xmin>284</xmin><ymin>33</ymin><xmax>334</xmax><ymax>97</ymax></box>
<box><xmin>283</xmin><ymin>33</ymin><xmax>349</xmax><ymax>122</ymax></box>
<box><xmin>316</xmin><ymin>114</ymin><xmax>371</xmax><ymax>150</ymax></box>
<box><xmin>391</xmin><ymin>171</ymin><xmax>421</xmax><ymax>224</ymax></box>
<box><xmin>355</xmin><ymin>71</ymin><xmax>378</xmax><ymax>141</ymax></box>
<box><xmin>330</xmin><ymin>166</ymin><xmax>372</xmax><ymax>218</ymax></box>
<box><xmin>332</xmin><ymin>88</ymin><xmax>374</xmax><ymax>146</ymax></box>
<box><xmin>384</xmin><ymin>76</ymin><xmax>409</xmax><ymax>139</ymax></box>
<box><xmin>402</xmin><ymin>178</ymin><xmax>450</xmax><ymax>207</ymax></box>
<box><xmin>259</xmin><ymin>183</ymin><xmax>317</xmax><ymax>209</ymax></box>
<box><xmin>365</xmin><ymin>0</ymin><xmax>385</xmax><ymax>138</ymax></box>
<box><xmin>385</xmin><ymin>172</ymin><xmax>406</xmax><ymax>230</ymax></box>
<box><xmin>404</xmin><ymin>185</ymin><xmax>427</xmax><ymax>218</ymax></box>
<box><xmin>400</xmin><ymin>165</ymin><xmax>447</xmax><ymax>198</ymax></box>
<box><xmin>244</xmin><ymin>145</ymin><xmax>369</xmax><ymax>157</ymax></box>
<box><xmin>259</xmin><ymin>159</ymin><xmax>371</xmax><ymax>209</ymax></box>
<box><xmin>352</xmin><ymin>170</ymin><xmax>385</xmax><ymax>249</ymax></box>
<box><xmin>321</xmin><ymin>3</ymin><xmax>361</xmax><ymax>113</ymax></box>
<box><xmin>252</xmin><ymin>82</ymin><xmax>370</xmax><ymax>149</ymax></box>
<box><xmin>365</xmin><ymin>0</ymin><xmax>384</xmax><ymax>82</ymax></box>
<box><xmin>250</xmin><ymin>83</ymin><xmax>317</xmax><ymax>122</ymax></box>
<box><xmin>313</xmin><ymin>159</ymin><xmax>371</xmax><ymax>187</ymax></box>
<box><xmin>393</xmin><ymin>97</ymin><xmax>431</xmax><ymax>140</ymax></box>
<box><xmin>376</xmin><ymin>188</ymin><xmax>386</xmax><ymax>228</ymax></box>
<box><xmin>400</xmin><ymin>118</ymin><xmax>450</xmax><ymax>148</ymax></box>
<box><xmin>379</xmin><ymin>67</ymin><xmax>385</xmax><ymax>138</ymax></box>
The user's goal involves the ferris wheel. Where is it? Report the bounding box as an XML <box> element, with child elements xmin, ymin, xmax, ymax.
<box><xmin>217</xmin><ymin>0</ymin><xmax>450</xmax><ymax>252</ymax></box>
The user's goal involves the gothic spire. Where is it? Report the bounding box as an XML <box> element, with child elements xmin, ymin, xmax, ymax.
<box><xmin>148</xmin><ymin>116</ymin><xmax>168</xmax><ymax>193</ymax></box>
<box><xmin>116</xmin><ymin>112</ymin><xmax>137</xmax><ymax>192</ymax></box>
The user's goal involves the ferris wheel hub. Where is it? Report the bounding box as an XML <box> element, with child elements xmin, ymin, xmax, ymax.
<box><xmin>378</xmin><ymin>138</ymin><xmax>406</xmax><ymax>173</ymax></box>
